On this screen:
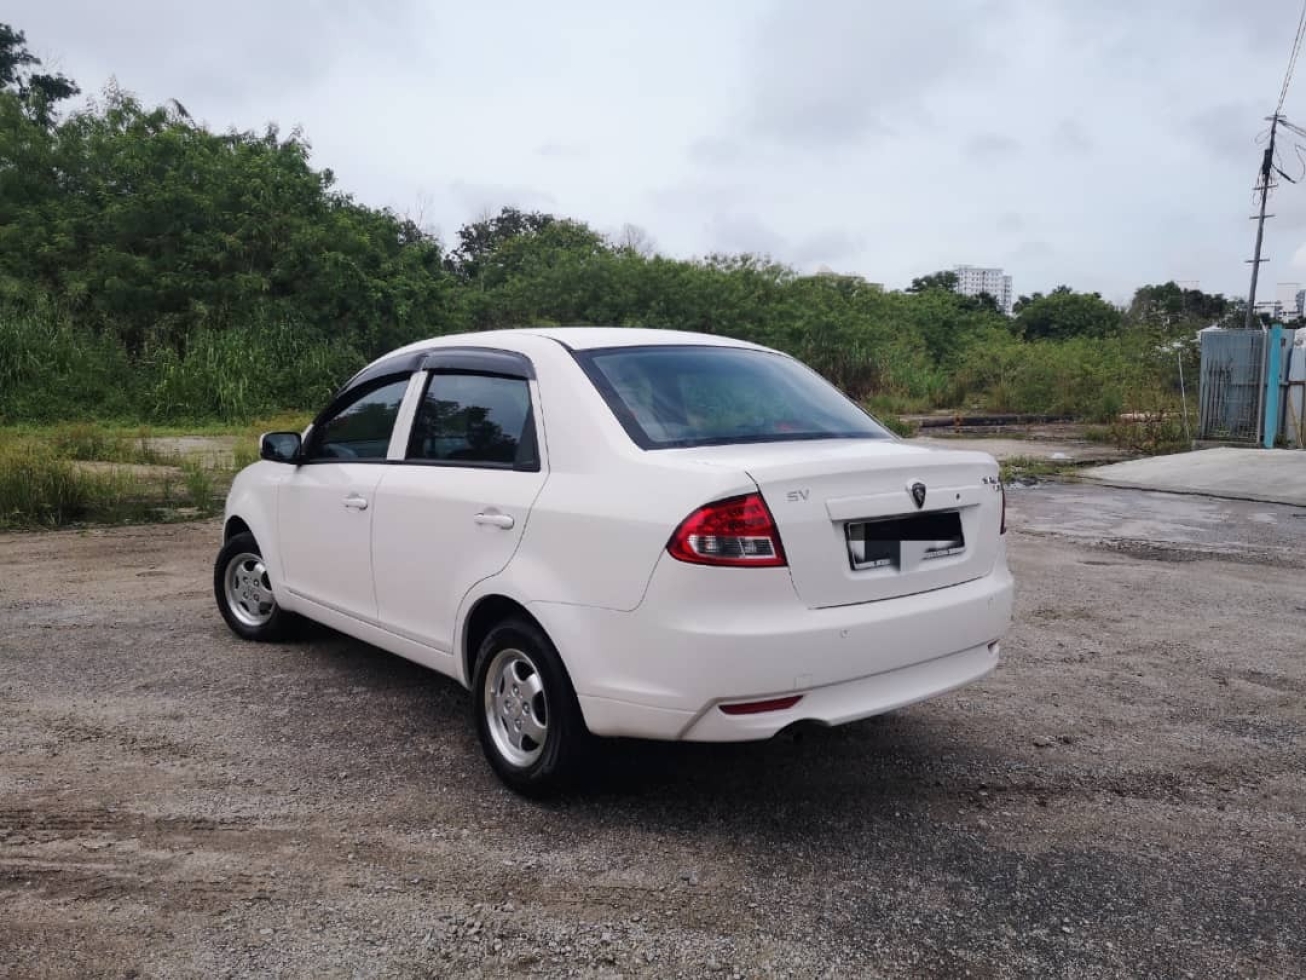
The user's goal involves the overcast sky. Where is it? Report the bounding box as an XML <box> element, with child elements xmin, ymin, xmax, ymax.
<box><xmin>15</xmin><ymin>1</ymin><xmax>1306</xmax><ymax>303</ymax></box>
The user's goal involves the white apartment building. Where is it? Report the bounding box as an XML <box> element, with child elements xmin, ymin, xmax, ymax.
<box><xmin>954</xmin><ymin>265</ymin><xmax>1013</xmax><ymax>314</ymax></box>
<box><xmin>1275</xmin><ymin>282</ymin><xmax>1302</xmax><ymax>318</ymax></box>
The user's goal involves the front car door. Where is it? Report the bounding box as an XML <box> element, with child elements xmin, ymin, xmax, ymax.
<box><xmin>278</xmin><ymin>375</ymin><xmax>413</xmax><ymax>622</ymax></box>
<box><xmin>372</xmin><ymin>354</ymin><xmax>547</xmax><ymax>656</ymax></box>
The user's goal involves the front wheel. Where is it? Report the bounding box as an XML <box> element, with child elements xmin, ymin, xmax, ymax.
<box><xmin>472</xmin><ymin>618</ymin><xmax>589</xmax><ymax>796</ymax></box>
<box><xmin>214</xmin><ymin>532</ymin><xmax>292</xmax><ymax>642</ymax></box>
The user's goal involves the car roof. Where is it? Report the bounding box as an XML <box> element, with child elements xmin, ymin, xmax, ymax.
<box><xmin>513</xmin><ymin>326</ymin><xmax>768</xmax><ymax>351</ymax></box>
<box><xmin>341</xmin><ymin>328</ymin><xmax>774</xmax><ymax>399</ymax></box>
<box><xmin>384</xmin><ymin>326</ymin><xmax>770</xmax><ymax>357</ymax></box>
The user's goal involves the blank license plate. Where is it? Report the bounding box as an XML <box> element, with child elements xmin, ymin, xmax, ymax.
<box><xmin>846</xmin><ymin>511</ymin><xmax>965</xmax><ymax>570</ymax></box>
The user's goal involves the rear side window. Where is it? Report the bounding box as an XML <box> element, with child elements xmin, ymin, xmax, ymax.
<box><xmin>576</xmin><ymin>345</ymin><xmax>890</xmax><ymax>449</ymax></box>
<box><xmin>407</xmin><ymin>374</ymin><xmax>538</xmax><ymax>469</ymax></box>
<box><xmin>306</xmin><ymin>378</ymin><xmax>410</xmax><ymax>460</ymax></box>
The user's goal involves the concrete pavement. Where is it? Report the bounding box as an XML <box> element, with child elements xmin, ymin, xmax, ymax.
<box><xmin>1081</xmin><ymin>447</ymin><xmax>1306</xmax><ymax>507</ymax></box>
<box><xmin>910</xmin><ymin>435</ymin><xmax>1130</xmax><ymax>464</ymax></box>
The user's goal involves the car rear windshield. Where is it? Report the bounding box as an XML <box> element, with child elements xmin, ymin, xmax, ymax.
<box><xmin>576</xmin><ymin>345</ymin><xmax>891</xmax><ymax>449</ymax></box>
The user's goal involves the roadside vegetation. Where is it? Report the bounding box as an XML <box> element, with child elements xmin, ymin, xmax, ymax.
<box><xmin>0</xmin><ymin>417</ymin><xmax>301</xmax><ymax>529</ymax></box>
<box><xmin>0</xmin><ymin>23</ymin><xmax>1232</xmax><ymax>526</ymax></box>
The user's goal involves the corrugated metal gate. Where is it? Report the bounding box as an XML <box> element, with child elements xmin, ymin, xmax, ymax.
<box><xmin>1198</xmin><ymin>330</ymin><xmax>1264</xmax><ymax>441</ymax></box>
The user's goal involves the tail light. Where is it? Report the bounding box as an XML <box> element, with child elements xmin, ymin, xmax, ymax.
<box><xmin>668</xmin><ymin>493</ymin><xmax>787</xmax><ymax>567</ymax></box>
<box><xmin>1000</xmin><ymin>483</ymin><xmax>1007</xmax><ymax>535</ymax></box>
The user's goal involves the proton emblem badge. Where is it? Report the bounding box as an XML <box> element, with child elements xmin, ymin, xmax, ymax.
<box><xmin>909</xmin><ymin>481</ymin><xmax>927</xmax><ymax>509</ymax></box>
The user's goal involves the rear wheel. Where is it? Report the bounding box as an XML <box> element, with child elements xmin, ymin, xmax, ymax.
<box><xmin>472</xmin><ymin>618</ymin><xmax>589</xmax><ymax>796</ymax></box>
<box><xmin>214</xmin><ymin>532</ymin><xmax>291</xmax><ymax>642</ymax></box>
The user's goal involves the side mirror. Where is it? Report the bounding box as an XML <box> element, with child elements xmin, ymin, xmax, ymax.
<box><xmin>260</xmin><ymin>431</ymin><xmax>302</xmax><ymax>463</ymax></box>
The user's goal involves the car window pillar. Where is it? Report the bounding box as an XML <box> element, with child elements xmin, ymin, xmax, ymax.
<box><xmin>386</xmin><ymin>371</ymin><xmax>429</xmax><ymax>461</ymax></box>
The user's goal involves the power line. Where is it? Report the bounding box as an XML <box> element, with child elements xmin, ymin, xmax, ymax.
<box><xmin>1244</xmin><ymin>0</ymin><xmax>1306</xmax><ymax>334</ymax></box>
<box><xmin>1277</xmin><ymin>0</ymin><xmax>1306</xmax><ymax>113</ymax></box>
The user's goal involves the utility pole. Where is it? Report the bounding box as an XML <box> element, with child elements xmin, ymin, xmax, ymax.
<box><xmin>1245</xmin><ymin>115</ymin><xmax>1279</xmax><ymax>330</ymax></box>
<box><xmin>1241</xmin><ymin>0</ymin><xmax>1306</xmax><ymax>442</ymax></box>
<box><xmin>1248</xmin><ymin>116</ymin><xmax>1279</xmax><ymax>443</ymax></box>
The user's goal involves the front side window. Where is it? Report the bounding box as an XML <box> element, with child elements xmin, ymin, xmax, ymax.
<box><xmin>576</xmin><ymin>345</ymin><xmax>891</xmax><ymax>449</ymax></box>
<box><xmin>407</xmin><ymin>373</ymin><xmax>537</xmax><ymax>468</ymax></box>
<box><xmin>306</xmin><ymin>378</ymin><xmax>410</xmax><ymax>460</ymax></box>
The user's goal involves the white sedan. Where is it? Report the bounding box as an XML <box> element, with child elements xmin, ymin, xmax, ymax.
<box><xmin>215</xmin><ymin>328</ymin><xmax>1012</xmax><ymax>794</ymax></box>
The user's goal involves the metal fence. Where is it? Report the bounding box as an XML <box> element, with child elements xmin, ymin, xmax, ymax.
<box><xmin>1198</xmin><ymin>329</ymin><xmax>1265</xmax><ymax>442</ymax></box>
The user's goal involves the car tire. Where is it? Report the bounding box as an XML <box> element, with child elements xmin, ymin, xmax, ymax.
<box><xmin>472</xmin><ymin>617</ymin><xmax>590</xmax><ymax>797</ymax></box>
<box><xmin>214</xmin><ymin>532</ymin><xmax>292</xmax><ymax>642</ymax></box>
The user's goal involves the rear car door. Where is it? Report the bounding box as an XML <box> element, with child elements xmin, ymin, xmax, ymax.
<box><xmin>277</xmin><ymin>375</ymin><xmax>412</xmax><ymax>621</ymax></box>
<box><xmin>372</xmin><ymin>356</ymin><xmax>547</xmax><ymax>654</ymax></box>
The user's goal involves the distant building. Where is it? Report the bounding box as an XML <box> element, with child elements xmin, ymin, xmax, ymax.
<box><xmin>1296</xmin><ymin>289</ymin><xmax>1306</xmax><ymax>318</ymax></box>
<box><xmin>1254</xmin><ymin>299</ymin><xmax>1286</xmax><ymax>320</ymax></box>
<box><xmin>1275</xmin><ymin>282</ymin><xmax>1302</xmax><ymax>317</ymax></box>
<box><xmin>954</xmin><ymin>265</ymin><xmax>1013</xmax><ymax>314</ymax></box>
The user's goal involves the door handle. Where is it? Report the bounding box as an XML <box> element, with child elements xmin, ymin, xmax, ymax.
<box><xmin>342</xmin><ymin>494</ymin><xmax>369</xmax><ymax>511</ymax></box>
<box><xmin>474</xmin><ymin>512</ymin><xmax>515</xmax><ymax>529</ymax></box>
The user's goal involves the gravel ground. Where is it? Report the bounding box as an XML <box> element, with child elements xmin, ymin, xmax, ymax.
<box><xmin>2</xmin><ymin>485</ymin><xmax>1304</xmax><ymax>979</ymax></box>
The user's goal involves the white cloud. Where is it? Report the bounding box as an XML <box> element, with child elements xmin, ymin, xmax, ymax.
<box><xmin>12</xmin><ymin>0</ymin><xmax>1306</xmax><ymax>300</ymax></box>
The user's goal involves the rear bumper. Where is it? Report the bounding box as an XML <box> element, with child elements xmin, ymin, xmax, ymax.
<box><xmin>530</xmin><ymin>544</ymin><xmax>1013</xmax><ymax>741</ymax></box>
<box><xmin>578</xmin><ymin>640</ymin><xmax>999</xmax><ymax>741</ymax></box>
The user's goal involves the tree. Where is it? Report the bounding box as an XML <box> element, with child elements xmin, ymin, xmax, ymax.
<box><xmin>0</xmin><ymin>23</ymin><xmax>79</xmax><ymax>125</ymax></box>
<box><xmin>965</xmin><ymin>291</ymin><xmax>1003</xmax><ymax>315</ymax></box>
<box><xmin>1014</xmin><ymin>289</ymin><xmax>1123</xmax><ymax>341</ymax></box>
<box><xmin>447</xmin><ymin>206</ymin><xmax>556</xmax><ymax>280</ymax></box>
<box><xmin>1128</xmin><ymin>282</ymin><xmax>1230</xmax><ymax>327</ymax></box>
<box><xmin>0</xmin><ymin>86</ymin><xmax>457</xmax><ymax>356</ymax></box>
<box><xmin>613</xmin><ymin>223</ymin><xmax>656</xmax><ymax>257</ymax></box>
<box><xmin>907</xmin><ymin>270</ymin><xmax>958</xmax><ymax>293</ymax></box>
<box><xmin>1013</xmin><ymin>292</ymin><xmax>1044</xmax><ymax>314</ymax></box>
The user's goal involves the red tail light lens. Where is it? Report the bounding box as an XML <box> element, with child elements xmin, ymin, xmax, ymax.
<box><xmin>1000</xmin><ymin>483</ymin><xmax>1007</xmax><ymax>534</ymax></box>
<box><xmin>719</xmin><ymin>695</ymin><xmax>802</xmax><ymax>715</ymax></box>
<box><xmin>668</xmin><ymin>493</ymin><xmax>787</xmax><ymax>567</ymax></box>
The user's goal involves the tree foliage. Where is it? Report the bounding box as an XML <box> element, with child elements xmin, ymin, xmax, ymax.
<box><xmin>907</xmin><ymin>270</ymin><xmax>959</xmax><ymax>293</ymax></box>
<box><xmin>0</xmin><ymin>85</ymin><xmax>456</xmax><ymax>358</ymax></box>
<box><xmin>0</xmin><ymin>22</ymin><xmax>1199</xmax><ymax>425</ymax></box>
<box><xmin>0</xmin><ymin>22</ymin><xmax>79</xmax><ymax>125</ymax></box>
<box><xmin>1013</xmin><ymin>289</ymin><xmax>1123</xmax><ymax>341</ymax></box>
<box><xmin>1128</xmin><ymin>281</ymin><xmax>1233</xmax><ymax>326</ymax></box>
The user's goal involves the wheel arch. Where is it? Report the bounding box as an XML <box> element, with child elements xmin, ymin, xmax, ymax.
<box><xmin>221</xmin><ymin>467</ymin><xmax>287</xmax><ymax>608</ymax></box>
<box><xmin>223</xmin><ymin>515</ymin><xmax>252</xmax><ymax>542</ymax></box>
<box><xmin>459</xmin><ymin>593</ymin><xmax>550</xmax><ymax>688</ymax></box>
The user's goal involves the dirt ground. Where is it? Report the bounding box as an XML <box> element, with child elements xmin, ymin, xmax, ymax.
<box><xmin>2</xmin><ymin>485</ymin><xmax>1304</xmax><ymax>979</ymax></box>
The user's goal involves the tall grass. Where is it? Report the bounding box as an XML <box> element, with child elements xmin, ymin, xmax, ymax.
<box><xmin>0</xmin><ymin>308</ymin><xmax>362</xmax><ymax>424</ymax></box>
<box><xmin>938</xmin><ymin>329</ymin><xmax>1178</xmax><ymax>420</ymax></box>
<box><xmin>0</xmin><ymin>310</ymin><xmax>140</xmax><ymax>422</ymax></box>
<box><xmin>146</xmin><ymin>320</ymin><xmax>363</xmax><ymax>422</ymax></box>
<box><xmin>0</xmin><ymin>303</ymin><xmax>1191</xmax><ymax>429</ymax></box>
<box><xmin>0</xmin><ymin>439</ymin><xmax>142</xmax><ymax>528</ymax></box>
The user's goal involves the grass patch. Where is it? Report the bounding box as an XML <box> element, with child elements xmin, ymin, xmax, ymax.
<box><xmin>0</xmin><ymin>441</ymin><xmax>146</xmax><ymax>528</ymax></box>
<box><xmin>878</xmin><ymin>415</ymin><xmax>920</xmax><ymax>438</ymax></box>
<box><xmin>0</xmin><ymin>412</ymin><xmax>310</xmax><ymax>441</ymax></box>
<box><xmin>179</xmin><ymin>459</ymin><xmax>219</xmax><ymax>515</ymax></box>
<box><xmin>866</xmin><ymin>393</ymin><xmax>933</xmax><ymax>418</ymax></box>
<box><xmin>0</xmin><ymin>417</ymin><xmax>303</xmax><ymax>529</ymax></box>
<box><xmin>999</xmin><ymin>455</ymin><xmax>1084</xmax><ymax>484</ymax></box>
<box><xmin>1087</xmin><ymin>408</ymin><xmax>1190</xmax><ymax>455</ymax></box>
<box><xmin>49</xmin><ymin>423</ymin><xmax>168</xmax><ymax>465</ymax></box>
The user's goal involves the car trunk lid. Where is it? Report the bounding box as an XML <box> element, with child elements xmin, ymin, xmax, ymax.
<box><xmin>667</xmin><ymin>440</ymin><xmax>1003</xmax><ymax>608</ymax></box>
